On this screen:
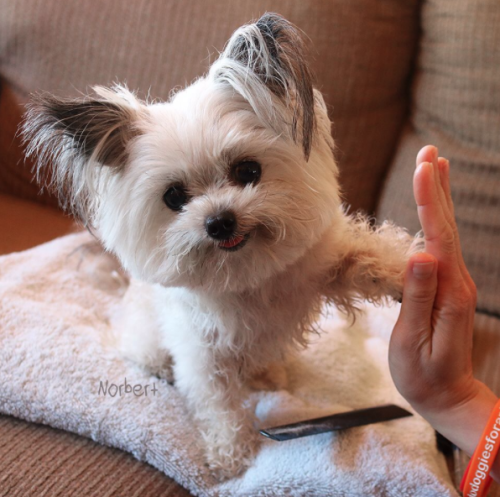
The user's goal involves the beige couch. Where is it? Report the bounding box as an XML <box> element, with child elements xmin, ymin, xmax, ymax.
<box><xmin>1</xmin><ymin>1</ymin><xmax>499</xmax><ymax>495</ymax></box>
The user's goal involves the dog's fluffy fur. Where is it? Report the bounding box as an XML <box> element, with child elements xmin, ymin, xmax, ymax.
<box><xmin>23</xmin><ymin>14</ymin><xmax>420</xmax><ymax>478</ymax></box>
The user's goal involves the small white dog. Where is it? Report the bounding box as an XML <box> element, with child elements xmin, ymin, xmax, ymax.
<box><xmin>24</xmin><ymin>14</ymin><xmax>419</xmax><ymax>477</ymax></box>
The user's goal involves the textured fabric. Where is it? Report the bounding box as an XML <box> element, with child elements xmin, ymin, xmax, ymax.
<box><xmin>0</xmin><ymin>0</ymin><xmax>420</xmax><ymax>213</ymax></box>
<box><xmin>473</xmin><ymin>313</ymin><xmax>500</xmax><ymax>398</ymax></box>
<box><xmin>464</xmin><ymin>312</ymin><xmax>500</xmax><ymax>497</ymax></box>
<box><xmin>0</xmin><ymin>194</ymin><xmax>75</xmax><ymax>254</ymax></box>
<box><xmin>0</xmin><ymin>233</ymin><xmax>457</xmax><ymax>497</ymax></box>
<box><xmin>0</xmin><ymin>85</ymin><xmax>50</xmax><ymax>206</ymax></box>
<box><xmin>0</xmin><ymin>197</ymin><xmax>187</xmax><ymax>496</ymax></box>
<box><xmin>4</xmin><ymin>198</ymin><xmax>500</xmax><ymax>496</ymax></box>
<box><xmin>0</xmin><ymin>414</ymin><xmax>193</xmax><ymax>497</ymax></box>
<box><xmin>377</xmin><ymin>0</ymin><xmax>500</xmax><ymax>316</ymax></box>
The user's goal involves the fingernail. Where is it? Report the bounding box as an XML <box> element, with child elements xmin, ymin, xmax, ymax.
<box><xmin>417</xmin><ymin>161</ymin><xmax>433</xmax><ymax>174</ymax></box>
<box><xmin>438</xmin><ymin>158</ymin><xmax>449</xmax><ymax>171</ymax></box>
<box><xmin>413</xmin><ymin>261</ymin><xmax>435</xmax><ymax>279</ymax></box>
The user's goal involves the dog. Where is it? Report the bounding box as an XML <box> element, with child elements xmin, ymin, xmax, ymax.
<box><xmin>22</xmin><ymin>13</ymin><xmax>420</xmax><ymax>478</ymax></box>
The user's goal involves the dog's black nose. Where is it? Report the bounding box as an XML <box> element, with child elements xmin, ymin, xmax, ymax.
<box><xmin>205</xmin><ymin>211</ymin><xmax>237</xmax><ymax>240</ymax></box>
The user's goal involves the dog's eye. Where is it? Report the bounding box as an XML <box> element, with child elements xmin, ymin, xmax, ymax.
<box><xmin>231</xmin><ymin>161</ymin><xmax>261</xmax><ymax>186</ymax></box>
<box><xmin>163</xmin><ymin>184</ymin><xmax>188</xmax><ymax>211</ymax></box>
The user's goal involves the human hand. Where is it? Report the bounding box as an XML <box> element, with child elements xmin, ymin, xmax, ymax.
<box><xmin>388</xmin><ymin>145</ymin><xmax>498</xmax><ymax>457</ymax></box>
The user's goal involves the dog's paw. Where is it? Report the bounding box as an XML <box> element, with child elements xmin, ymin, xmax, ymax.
<box><xmin>388</xmin><ymin>277</ymin><xmax>404</xmax><ymax>304</ymax></box>
<box><xmin>383</xmin><ymin>278</ymin><xmax>403</xmax><ymax>304</ymax></box>
<box><xmin>147</xmin><ymin>353</ymin><xmax>175</xmax><ymax>384</ymax></box>
<box><xmin>201</xmin><ymin>419</ymin><xmax>259</xmax><ymax>480</ymax></box>
<box><xmin>205</xmin><ymin>434</ymin><xmax>258</xmax><ymax>480</ymax></box>
<box><xmin>370</xmin><ymin>273</ymin><xmax>404</xmax><ymax>305</ymax></box>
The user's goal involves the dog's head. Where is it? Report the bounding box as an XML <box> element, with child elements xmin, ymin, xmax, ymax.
<box><xmin>23</xmin><ymin>13</ymin><xmax>341</xmax><ymax>293</ymax></box>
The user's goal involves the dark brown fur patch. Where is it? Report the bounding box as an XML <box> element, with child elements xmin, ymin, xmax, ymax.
<box><xmin>28</xmin><ymin>94</ymin><xmax>139</xmax><ymax>167</ymax></box>
<box><xmin>225</xmin><ymin>13</ymin><xmax>316</xmax><ymax>160</ymax></box>
<box><xmin>21</xmin><ymin>88</ymin><xmax>143</xmax><ymax>223</ymax></box>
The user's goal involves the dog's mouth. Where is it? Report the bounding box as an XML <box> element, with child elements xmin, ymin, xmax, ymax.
<box><xmin>218</xmin><ymin>233</ymin><xmax>250</xmax><ymax>252</ymax></box>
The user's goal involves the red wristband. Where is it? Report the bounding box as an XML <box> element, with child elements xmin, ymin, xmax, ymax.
<box><xmin>460</xmin><ymin>399</ymin><xmax>500</xmax><ymax>497</ymax></box>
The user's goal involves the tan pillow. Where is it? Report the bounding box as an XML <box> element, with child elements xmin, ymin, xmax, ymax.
<box><xmin>377</xmin><ymin>0</ymin><xmax>500</xmax><ymax>317</ymax></box>
<box><xmin>0</xmin><ymin>0</ymin><xmax>419</xmax><ymax>212</ymax></box>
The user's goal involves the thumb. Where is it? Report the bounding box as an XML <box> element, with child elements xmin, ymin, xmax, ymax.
<box><xmin>394</xmin><ymin>253</ymin><xmax>438</xmax><ymax>345</ymax></box>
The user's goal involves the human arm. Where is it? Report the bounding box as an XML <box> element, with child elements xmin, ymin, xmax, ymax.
<box><xmin>388</xmin><ymin>146</ymin><xmax>500</xmax><ymax>482</ymax></box>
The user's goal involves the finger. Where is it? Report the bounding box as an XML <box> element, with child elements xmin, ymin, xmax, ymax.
<box><xmin>437</xmin><ymin>157</ymin><xmax>477</xmax><ymax>297</ymax></box>
<box><xmin>437</xmin><ymin>158</ymin><xmax>454</xmax><ymax>218</ymax></box>
<box><xmin>392</xmin><ymin>253</ymin><xmax>438</xmax><ymax>356</ymax></box>
<box><xmin>416</xmin><ymin>145</ymin><xmax>438</xmax><ymax>170</ymax></box>
<box><xmin>436</xmin><ymin>157</ymin><xmax>462</xmax><ymax>267</ymax></box>
<box><xmin>414</xmin><ymin>161</ymin><xmax>458</xmax><ymax>263</ymax></box>
<box><xmin>415</xmin><ymin>153</ymin><xmax>475</xmax><ymax>321</ymax></box>
<box><xmin>416</xmin><ymin>148</ymin><xmax>476</xmax><ymax>331</ymax></box>
<box><xmin>418</xmin><ymin>146</ymin><xmax>452</xmax><ymax>223</ymax></box>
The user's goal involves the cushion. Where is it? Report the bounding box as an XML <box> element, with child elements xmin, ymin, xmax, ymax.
<box><xmin>0</xmin><ymin>414</ymin><xmax>193</xmax><ymax>497</ymax></box>
<box><xmin>377</xmin><ymin>0</ymin><xmax>500</xmax><ymax>316</ymax></box>
<box><xmin>0</xmin><ymin>233</ymin><xmax>457</xmax><ymax>497</ymax></box>
<box><xmin>0</xmin><ymin>194</ymin><xmax>75</xmax><ymax>255</ymax></box>
<box><xmin>0</xmin><ymin>0</ymin><xmax>420</xmax><ymax>213</ymax></box>
<box><xmin>0</xmin><ymin>195</ymin><xmax>187</xmax><ymax>495</ymax></box>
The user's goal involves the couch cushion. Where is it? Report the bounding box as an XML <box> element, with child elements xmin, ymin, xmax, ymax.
<box><xmin>377</xmin><ymin>0</ymin><xmax>500</xmax><ymax>317</ymax></box>
<box><xmin>0</xmin><ymin>414</ymin><xmax>193</xmax><ymax>497</ymax></box>
<box><xmin>473</xmin><ymin>313</ymin><xmax>500</xmax><ymax>397</ymax></box>
<box><xmin>0</xmin><ymin>194</ymin><xmax>76</xmax><ymax>255</ymax></box>
<box><xmin>0</xmin><ymin>0</ymin><xmax>420</xmax><ymax>213</ymax></box>
<box><xmin>0</xmin><ymin>194</ymin><xmax>189</xmax><ymax>495</ymax></box>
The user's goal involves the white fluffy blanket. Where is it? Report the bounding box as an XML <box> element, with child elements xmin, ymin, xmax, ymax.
<box><xmin>0</xmin><ymin>233</ymin><xmax>458</xmax><ymax>496</ymax></box>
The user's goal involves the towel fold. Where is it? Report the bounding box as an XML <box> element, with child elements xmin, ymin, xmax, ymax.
<box><xmin>0</xmin><ymin>233</ymin><xmax>457</xmax><ymax>496</ymax></box>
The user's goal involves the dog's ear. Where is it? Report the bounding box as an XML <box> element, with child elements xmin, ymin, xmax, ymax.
<box><xmin>22</xmin><ymin>85</ymin><xmax>145</xmax><ymax>222</ymax></box>
<box><xmin>212</xmin><ymin>13</ymin><xmax>315</xmax><ymax>159</ymax></box>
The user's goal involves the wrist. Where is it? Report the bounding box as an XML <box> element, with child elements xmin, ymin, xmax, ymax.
<box><xmin>460</xmin><ymin>398</ymin><xmax>500</xmax><ymax>494</ymax></box>
<box><xmin>412</xmin><ymin>380</ymin><xmax>498</xmax><ymax>456</ymax></box>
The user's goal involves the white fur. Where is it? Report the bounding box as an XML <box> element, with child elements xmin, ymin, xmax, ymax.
<box><xmin>23</xmin><ymin>14</ymin><xmax>421</xmax><ymax>478</ymax></box>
